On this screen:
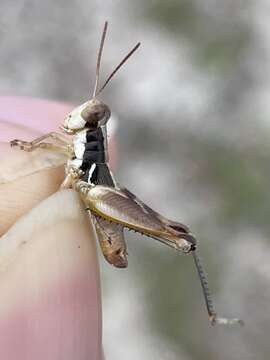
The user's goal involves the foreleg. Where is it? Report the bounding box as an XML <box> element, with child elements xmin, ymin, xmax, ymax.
<box><xmin>10</xmin><ymin>132</ymin><xmax>73</xmax><ymax>156</ymax></box>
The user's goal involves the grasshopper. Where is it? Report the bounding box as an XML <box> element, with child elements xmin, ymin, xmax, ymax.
<box><xmin>9</xmin><ymin>21</ymin><xmax>243</xmax><ymax>326</ymax></box>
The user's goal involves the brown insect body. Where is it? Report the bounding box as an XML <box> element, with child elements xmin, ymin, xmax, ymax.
<box><xmin>9</xmin><ymin>21</ymin><xmax>243</xmax><ymax>326</ymax></box>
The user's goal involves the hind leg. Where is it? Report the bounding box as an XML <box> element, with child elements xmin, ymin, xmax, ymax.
<box><xmin>70</xmin><ymin>179</ymin><xmax>128</xmax><ymax>268</ymax></box>
<box><xmin>72</xmin><ymin>181</ymin><xmax>195</xmax><ymax>253</ymax></box>
<box><xmin>93</xmin><ymin>216</ymin><xmax>128</xmax><ymax>268</ymax></box>
<box><xmin>73</xmin><ymin>181</ymin><xmax>243</xmax><ymax>326</ymax></box>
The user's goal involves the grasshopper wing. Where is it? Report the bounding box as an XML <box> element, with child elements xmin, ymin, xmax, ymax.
<box><xmin>0</xmin><ymin>142</ymin><xmax>68</xmax><ymax>184</ymax></box>
<box><xmin>82</xmin><ymin>184</ymin><xmax>196</xmax><ymax>253</ymax></box>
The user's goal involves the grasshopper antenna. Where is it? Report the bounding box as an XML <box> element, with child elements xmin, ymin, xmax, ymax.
<box><xmin>192</xmin><ymin>251</ymin><xmax>244</xmax><ymax>326</ymax></box>
<box><xmin>93</xmin><ymin>21</ymin><xmax>108</xmax><ymax>98</ymax></box>
<box><xmin>97</xmin><ymin>42</ymin><xmax>141</xmax><ymax>95</ymax></box>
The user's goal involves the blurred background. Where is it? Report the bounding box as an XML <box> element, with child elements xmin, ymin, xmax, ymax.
<box><xmin>1</xmin><ymin>1</ymin><xmax>270</xmax><ymax>359</ymax></box>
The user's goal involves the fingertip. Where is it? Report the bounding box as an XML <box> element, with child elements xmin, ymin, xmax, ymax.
<box><xmin>0</xmin><ymin>190</ymin><xmax>102</xmax><ymax>360</ymax></box>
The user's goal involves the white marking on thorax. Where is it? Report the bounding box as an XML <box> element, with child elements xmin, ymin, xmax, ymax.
<box><xmin>74</xmin><ymin>143</ymin><xmax>85</xmax><ymax>159</ymax></box>
<box><xmin>73</xmin><ymin>129</ymin><xmax>87</xmax><ymax>160</ymax></box>
<box><xmin>73</xmin><ymin>129</ymin><xmax>87</xmax><ymax>144</ymax></box>
<box><xmin>88</xmin><ymin>163</ymin><xmax>97</xmax><ymax>183</ymax></box>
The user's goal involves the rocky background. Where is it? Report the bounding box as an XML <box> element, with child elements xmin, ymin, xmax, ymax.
<box><xmin>1</xmin><ymin>1</ymin><xmax>270</xmax><ymax>359</ymax></box>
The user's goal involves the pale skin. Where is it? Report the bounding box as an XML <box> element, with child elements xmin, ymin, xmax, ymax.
<box><xmin>0</xmin><ymin>96</ymin><xmax>104</xmax><ymax>360</ymax></box>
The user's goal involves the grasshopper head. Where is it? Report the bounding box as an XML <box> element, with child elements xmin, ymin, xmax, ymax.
<box><xmin>61</xmin><ymin>98</ymin><xmax>111</xmax><ymax>134</ymax></box>
<box><xmin>81</xmin><ymin>98</ymin><xmax>111</xmax><ymax>127</ymax></box>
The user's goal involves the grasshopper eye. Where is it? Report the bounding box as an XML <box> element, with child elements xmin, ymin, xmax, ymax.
<box><xmin>81</xmin><ymin>103</ymin><xmax>111</xmax><ymax>127</ymax></box>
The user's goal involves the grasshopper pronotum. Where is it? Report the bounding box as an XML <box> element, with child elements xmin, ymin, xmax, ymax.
<box><xmin>9</xmin><ymin>21</ymin><xmax>243</xmax><ymax>326</ymax></box>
